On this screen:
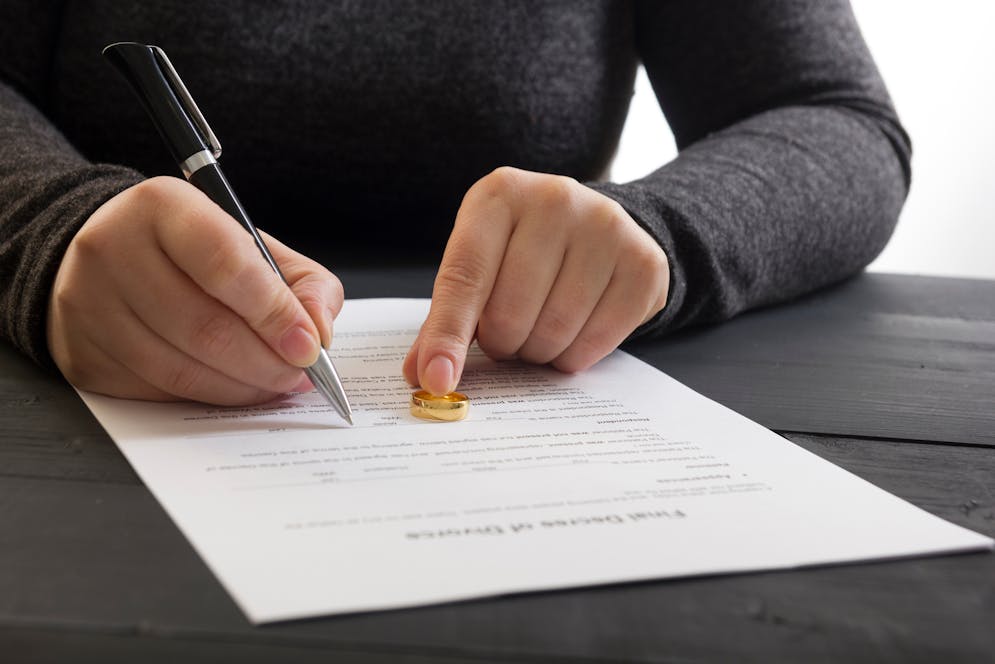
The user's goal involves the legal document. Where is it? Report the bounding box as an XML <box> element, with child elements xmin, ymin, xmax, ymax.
<box><xmin>77</xmin><ymin>299</ymin><xmax>993</xmax><ymax>623</ymax></box>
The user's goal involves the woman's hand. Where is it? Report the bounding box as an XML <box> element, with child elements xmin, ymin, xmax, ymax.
<box><xmin>404</xmin><ymin>167</ymin><xmax>669</xmax><ymax>395</ymax></box>
<box><xmin>47</xmin><ymin>176</ymin><xmax>343</xmax><ymax>405</ymax></box>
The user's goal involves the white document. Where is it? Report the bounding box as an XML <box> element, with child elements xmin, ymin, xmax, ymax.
<box><xmin>77</xmin><ymin>298</ymin><xmax>993</xmax><ymax>623</ymax></box>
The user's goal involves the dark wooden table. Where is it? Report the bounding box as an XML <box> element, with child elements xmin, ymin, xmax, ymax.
<box><xmin>2</xmin><ymin>271</ymin><xmax>993</xmax><ymax>663</ymax></box>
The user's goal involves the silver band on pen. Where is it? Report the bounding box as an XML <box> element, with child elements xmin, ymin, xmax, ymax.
<box><xmin>180</xmin><ymin>148</ymin><xmax>218</xmax><ymax>178</ymax></box>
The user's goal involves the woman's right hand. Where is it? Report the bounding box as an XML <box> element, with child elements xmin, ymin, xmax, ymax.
<box><xmin>46</xmin><ymin>176</ymin><xmax>343</xmax><ymax>405</ymax></box>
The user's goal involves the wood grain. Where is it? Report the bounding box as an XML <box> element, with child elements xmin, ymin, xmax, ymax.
<box><xmin>628</xmin><ymin>274</ymin><xmax>995</xmax><ymax>446</ymax></box>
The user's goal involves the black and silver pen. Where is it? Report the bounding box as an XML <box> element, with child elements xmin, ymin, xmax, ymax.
<box><xmin>103</xmin><ymin>42</ymin><xmax>353</xmax><ymax>425</ymax></box>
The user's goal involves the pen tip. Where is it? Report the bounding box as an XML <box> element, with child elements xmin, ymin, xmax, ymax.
<box><xmin>345</xmin><ymin>412</ymin><xmax>354</xmax><ymax>426</ymax></box>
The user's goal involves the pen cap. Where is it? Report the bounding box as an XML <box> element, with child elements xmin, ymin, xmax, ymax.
<box><xmin>103</xmin><ymin>42</ymin><xmax>208</xmax><ymax>164</ymax></box>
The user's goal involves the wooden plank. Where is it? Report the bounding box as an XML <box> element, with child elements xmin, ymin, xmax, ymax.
<box><xmin>0</xmin><ymin>345</ymin><xmax>139</xmax><ymax>485</ymax></box>
<box><xmin>1</xmin><ymin>433</ymin><xmax>991</xmax><ymax>662</ymax></box>
<box><xmin>626</xmin><ymin>274</ymin><xmax>995</xmax><ymax>446</ymax></box>
<box><xmin>0</xmin><ymin>626</ymin><xmax>489</xmax><ymax>664</ymax></box>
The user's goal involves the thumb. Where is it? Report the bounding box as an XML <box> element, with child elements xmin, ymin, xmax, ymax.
<box><xmin>261</xmin><ymin>230</ymin><xmax>344</xmax><ymax>350</ymax></box>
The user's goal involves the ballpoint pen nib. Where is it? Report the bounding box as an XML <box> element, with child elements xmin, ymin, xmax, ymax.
<box><xmin>306</xmin><ymin>347</ymin><xmax>353</xmax><ymax>426</ymax></box>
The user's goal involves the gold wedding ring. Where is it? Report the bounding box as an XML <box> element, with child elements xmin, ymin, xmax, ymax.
<box><xmin>410</xmin><ymin>390</ymin><xmax>469</xmax><ymax>422</ymax></box>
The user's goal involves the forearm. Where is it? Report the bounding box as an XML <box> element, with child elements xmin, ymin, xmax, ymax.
<box><xmin>0</xmin><ymin>80</ymin><xmax>142</xmax><ymax>365</ymax></box>
<box><xmin>595</xmin><ymin>101</ymin><xmax>909</xmax><ymax>335</ymax></box>
<box><xmin>591</xmin><ymin>0</ymin><xmax>911</xmax><ymax>337</ymax></box>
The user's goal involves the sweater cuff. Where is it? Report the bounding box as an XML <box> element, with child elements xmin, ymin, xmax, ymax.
<box><xmin>5</xmin><ymin>165</ymin><xmax>143</xmax><ymax>368</ymax></box>
<box><xmin>584</xmin><ymin>180</ymin><xmax>689</xmax><ymax>341</ymax></box>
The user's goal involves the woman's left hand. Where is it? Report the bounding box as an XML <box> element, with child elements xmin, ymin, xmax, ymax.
<box><xmin>403</xmin><ymin>166</ymin><xmax>670</xmax><ymax>395</ymax></box>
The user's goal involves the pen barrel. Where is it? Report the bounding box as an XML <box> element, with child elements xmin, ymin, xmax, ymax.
<box><xmin>187</xmin><ymin>164</ymin><xmax>285</xmax><ymax>280</ymax></box>
<box><xmin>103</xmin><ymin>43</ymin><xmax>207</xmax><ymax>165</ymax></box>
<box><xmin>190</xmin><ymin>166</ymin><xmax>353</xmax><ymax>423</ymax></box>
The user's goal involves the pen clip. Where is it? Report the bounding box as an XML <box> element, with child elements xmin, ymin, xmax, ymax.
<box><xmin>151</xmin><ymin>46</ymin><xmax>222</xmax><ymax>159</ymax></box>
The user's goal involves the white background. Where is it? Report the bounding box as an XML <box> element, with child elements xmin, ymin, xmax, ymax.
<box><xmin>612</xmin><ymin>1</ymin><xmax>995</xmax><ymax>280</ymax></box>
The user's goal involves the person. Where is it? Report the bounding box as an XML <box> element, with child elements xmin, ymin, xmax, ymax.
<box><xmin>0</xmin><ymin>1</ymin><xmax>910</xmax><ymax>406</ymax></box>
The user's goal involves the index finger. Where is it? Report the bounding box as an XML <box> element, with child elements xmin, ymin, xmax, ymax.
<box><xmin>259</xmin><ymin>230</ymin><xmax>344</xmax><ymax>350</ymax></box>
<box><xmin>406</xmin><ymin>168</ymin><xmax>520</xmax><ymax>395</ymax></box>
<box><xmin>152</xmin><ymin>182</ymin><xmax>322</xmax><ymax>368</ymax></box>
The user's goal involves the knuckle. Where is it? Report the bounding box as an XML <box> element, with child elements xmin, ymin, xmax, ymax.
<box><xmin>532</xmin><ymin>306</ymin><xmax>575</xmax><ymax>346</ymax></box>
<box><xmin>581</xmin><ymin>205</ymin><xmax>627</xmax><ymax>244</ymax></box>
<box><xmin>253</xmin><ymin>288</ymin><xmax>302</xmax><ymax>335</ymax></box>
<box><xmin>534</xmin><ymin>175</ymin><xmax>577</xmax><ymax>211</ymax></box>
<box><xmin>422</xmin><ymin>326</ymin><xmax>474</xmax><ymax>356</ymax></box>
<box><xmin>551</xmin><ymin>353</ymin><xmax>586</xmax><ymax>374</ymax></box>
<box><xmin>49</xmin><ymin>278</ymin><xmax>83</xmax><ymax>318</ymax></box>
<box><xmin>479</xmin><ymin>297</ymin><xmax>520</xmax><ymax>333</ymax></box>
<box><xmin>326</xmin><ymin>272</ymin><xmax>344</xmax><ymax>308</ymax></box>
<box><xmin>118</xmin><ymin>180</ymin><xmax>157</xmax><ymax>216</ymax></box>
<box><xmin>630</xmin><ymin>243</ymin><xmax>668</xmax><ymax>282</ymax></box>
<box><xmin>165</xmin><ymin>360</ymin><xmax>206</xmax><ymax>398</ymax></box>
<box><xmin>127</xmin><ymin>176</ymin><xmax>189</xmax><ymax>224</ymax></box>
<box><xmin>294</xmin><ymin>287</ymin><xmax>323</xmax><ymax>317</ymax></box>
<box><xmin>190</xmin><ymin>313</ymin><xmax>236</xmax><ymax>358</ymax></box>
<box><xmin>473</xmin><ymin>166</ymin><xmax>522</xmax><ymax>201</ymax></box>
<box><xmin>517</xmin><ymin>344</ymin><xmax>557</xmax><ymax>366</ymax></box>
<box><xmin>477</xmin><ymin>310</ymin><xmax>522</xmax><ymax>357</ymax></box>
<box><xmin>129</xmin><ymin>176</ymin><xmax>176</xmax><ymax>206</ymax></box>
<box><xmin>640</xmin><ymin>259</ymin><xmax>670</xmax><ymax>318</ymax></box>
<box><xmin>653</xmin><ymin>247</ymin><xmax>671</xmax><ymax>278</ymax></box>
<box><xmin>297</xmin><ymin>271</ymin><xmax>343</xmax><ymax>314</ymax></box>
<box><xmin>461</xmin><ymin>167</ymin><xmax>526</xmax><ymax>218</ymax></box>
<box><xmin>71</xmin><ymin>217</ymin><xmax>116</xmax><ymax>260</ymax></box>
<box><xmin>75</xmin><ymin>178</ymin><xmax>186</xmax><ymax>258</ymax></box>
<box><xmin>554</xmin><ymin>337</ymin><xmax>605</xmax><ymax>374</ymax></box>
<box><xmin>593</xmin><ymin>198</ymin><xmax>628</xmax><ymax>229</ymax></box>
<box><xmin>435</xmin><ymin>254</ymin><xmax>489</xmax><ymax>298</ymax></box>
<box><xmin>200</xmin><ymin>240</ymin><xmax>248</xmax><ymax>294</ymax></box>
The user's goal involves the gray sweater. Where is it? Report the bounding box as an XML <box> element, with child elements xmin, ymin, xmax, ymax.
<box><xmin>0</xmin><ymin>1</ymin><xmax>910</xmax><ymax>368</ymax></box>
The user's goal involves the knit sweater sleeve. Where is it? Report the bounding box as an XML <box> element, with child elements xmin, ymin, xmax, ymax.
<box><xmin>0</xmin><ymin>3</ymin><xmax>143</xmax><ymax>367</ymax></box>
<box><xmin>591</xmin><ymin>0</ymin><xmax>911</xmax><ymax>337</ymax></box>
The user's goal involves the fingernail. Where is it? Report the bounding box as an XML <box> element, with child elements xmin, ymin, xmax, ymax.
<box><xmin>280</xmin><ymin>325</ymin><xmax>319</xmax><ymax>366</ymax></box>
<box><xmin>424</xmin><ymin>355</ymin><xmax>455</xmax><ymax>396</ymax></box>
